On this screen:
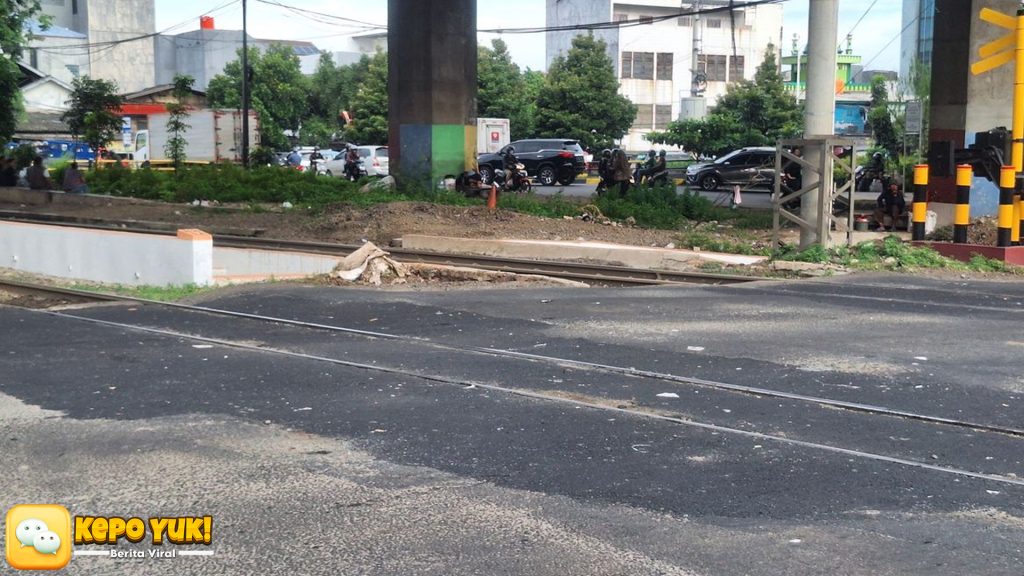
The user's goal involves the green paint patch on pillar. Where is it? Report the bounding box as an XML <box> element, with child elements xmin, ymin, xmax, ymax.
<box><xmin>431</xmin><ymin>124</ymin><xmax>468</xmax><ymax>184</ymax></box>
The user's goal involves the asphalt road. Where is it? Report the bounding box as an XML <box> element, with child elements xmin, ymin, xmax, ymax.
<box><xmin>3</xmin><ymin>273</ymin><xmax>1024</xmax><ymax>575</ymax></box>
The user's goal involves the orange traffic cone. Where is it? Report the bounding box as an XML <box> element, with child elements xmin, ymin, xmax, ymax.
<box><xmin>487</xmin><ymin>183</ymin><xmax>498</xmax><ymax>211</ymax></box>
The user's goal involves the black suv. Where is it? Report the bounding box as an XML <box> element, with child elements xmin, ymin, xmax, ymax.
<box><xmin>477</xmin><ymin>139</ymin><xmax>586</xmax><ymax>186</ymax></box>
<box><xmin>685</xmin><ymin>147</ymin><xmax>776</xmax><ymax>191</ymax></box>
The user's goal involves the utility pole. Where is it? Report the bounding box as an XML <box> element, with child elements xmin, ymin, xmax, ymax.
<box><xmin>691</xmin><ymin>0</ymin><xmax>704</xmax><ymax>97</ymax></box>
<box><xmin>801</xmin><ymin>0</ymin><xmax>838</xmax><ymax>247</ymax></box>
<box><xmin>792</xmin><ymin>33</ymin><xmax>800</xmax><ymax>103</ymax></box>
<box><xmin>241</xmin><ymin>0</ymin><xmax>250</xmax><ymax>168</ymax></box>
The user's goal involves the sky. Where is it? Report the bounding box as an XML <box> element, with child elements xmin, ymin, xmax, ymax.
<box><xmin>155</xmin><ymin>0</ymin><xmax>905</xmax><ymax>74</ymax></box>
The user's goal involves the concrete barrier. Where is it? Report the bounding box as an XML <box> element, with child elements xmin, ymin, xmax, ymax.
<box><xmin>213</xmin><ymin>247</ymin><xmax>340</xmax><ymax>283</ymax></box>
<box><xmin>0</xmin><ymin>222</ymin><xmax>213</xmax><ymax>286</ymax></box>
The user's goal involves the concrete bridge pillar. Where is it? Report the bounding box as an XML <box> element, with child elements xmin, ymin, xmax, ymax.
<box><xmin>388</xmin><ymin>0</ymin><xmax>477</xmax><ymax>188</ymax></box>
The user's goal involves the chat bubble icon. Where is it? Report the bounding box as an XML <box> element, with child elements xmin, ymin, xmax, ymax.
<box><xmin>15</xmin><ymin>518</ymin><xmax>48</xmax><ymax>548</ymax></box>
<box><xmin>32</xmin><ymin>531</ymin><xmax>61</xmax><ymax>555</ymax></box>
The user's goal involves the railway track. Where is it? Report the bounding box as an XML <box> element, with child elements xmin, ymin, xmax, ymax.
<box><xmin>0</xmin><ymin>210</ymin><xmax>767</xmax><ymax>286</ymax></box>
<box><xmin>3</xmin><ymin>279</ymin><xmax>1023</xmax><ymax>488</ymax></box>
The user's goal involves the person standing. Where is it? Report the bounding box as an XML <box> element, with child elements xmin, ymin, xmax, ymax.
<box><xmin>309</xmin><ymin>147</ymin><xmax>325</xmax><ymax>174</ymax></box>
<box><xmin>611</xmin><ymin>149</ymin><xmax>631</xmax><ymax>198</ymax></box>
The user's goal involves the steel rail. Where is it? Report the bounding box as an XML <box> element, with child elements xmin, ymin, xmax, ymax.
<box><xmin>36</xmin><ymin>306</ymin><xmax>1024</xmax><ymax>488</ymax></box>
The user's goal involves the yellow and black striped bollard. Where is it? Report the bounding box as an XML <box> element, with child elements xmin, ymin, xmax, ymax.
<box><xmin>954</xmin><ymin>164</ymin><xmax>971</xmax><ymax>244</ymax></box>
<box><xmin>998</xmin><ymin>166</ymin><xmax>1016</xmax><ymax>247</ymax></box>
<box><xmin>912</xmin><ymin>165</ymin><xmax>928</xmax><ymax>241</ymax></box>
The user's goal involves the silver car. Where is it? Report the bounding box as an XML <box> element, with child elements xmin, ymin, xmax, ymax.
<box><xmin>325</xmin><ymin>145</ymin><xmax>389</xmax><ymax>178</ymax></box>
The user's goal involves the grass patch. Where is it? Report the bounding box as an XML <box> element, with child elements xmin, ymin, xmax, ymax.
<box><xmin>70</xmin><ymin>282</ymin><xmax>215</xmax><ymax>301</ymax></box>
<box><xmin>775</xmin><ymin>235</ymin><xmax>1022</xmax><ymax>273</ymax></box>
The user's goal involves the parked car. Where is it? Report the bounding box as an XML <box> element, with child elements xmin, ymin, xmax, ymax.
<box><xmin>477</xmin><ymin>139</ymin><xmax>585</xmax><ymax>186</ymax></box>
<box><xmin>685</xmin><ymin>147</ymin><xmax>776</xmax><ymax>191</ymax></box>
<box><xmin>325</xmin><ymin>145</ymin><xmax>389</xmax><ymax>178</ymax></box>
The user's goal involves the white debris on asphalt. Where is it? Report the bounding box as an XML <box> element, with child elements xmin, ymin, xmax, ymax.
<box><xmin>656</xmin><ymin>393</ymin><xmax>680</xmax><ymax>399</ymax></box>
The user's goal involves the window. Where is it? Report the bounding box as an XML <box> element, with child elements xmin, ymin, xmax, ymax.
<box><xmin>706</xmin><ymin>18</ymin><xmax>722</xmax><ymax>29</ymax></box>
<box><xmin>30</xmin><ymin>48</ymin><xmax>38</xmax><ymax>69</ymax></box>
<box><xmin>65</xmin><ymin>64</ymin><xmax>80</xmax><ymax>77</ymax></box>
<box><xmin>706</xmin><ymin>55</ymin><xmax>727</xmax><ymax>82</ymax></box>
<box><xmin>655</xmin><ymin>105</ymin><xmax>673</xmax><ymax>129</ymax></box>
<box><xmin>677</xmin><ymin>16</ymin><xmax>691</xmax><ymax>26</ymax></box>
<box><xmin>614</xmin><ymin>13</ymin><xmax>628</xmax><ymax>22</ymax></box>
<box><xmin>622</xmin><ymin>51</ymin><xmax>654</xmax><ymax>79</ymax></box>
<box><xmin>632</xmin><ymin>52</ymin><xmax>654</xmax><ymax>80</ymax></box>
<box><xmin>72</xmin><ymin>0</ymin><xmax>77</xmax><ymax>14</ymax></box>
<box><xmin>728</xmin><ymin>55</ymin><xmax>745</xmax><ymax>81</ymax></box>
<box><xmin>638</xmin><ymin>15</ymin><xmax>654</xmax><ymax>25</ymax></box>
<box><xmin>634</xmin><ymin>105</ymin><xmax>653</xmax><ymax>130</ymax></box>
<box><xmin>656</xmin><ymin>53</ymin><xmax>673</xmax><ymax>80</ymax></box>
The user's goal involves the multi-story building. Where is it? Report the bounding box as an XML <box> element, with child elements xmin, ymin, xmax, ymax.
<box><xmin>546</xmin><ymin>0</ymin><xmax>783</xmax><ymax>150</ymax></box>
<box><xmin>31</xmin><ymin>0</ymin><xmax>156</xmax><ymax>93</ymax></box>
<box><xmin>899</xmin><ymin>0</ymin><xmax>935</xmax><ymax>91</ymax></box>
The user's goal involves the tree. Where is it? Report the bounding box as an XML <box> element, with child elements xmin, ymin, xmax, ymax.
<box><xmin>344</xmin><ymin>51</ymin><xmax>388</xmax><ymax>145</ymax></box>
<box><xmin>1</xmin><ymin>1</ymin><xmax>48</xmax><ymax>143</ymax></box>
<box><xmin>477</xmin><ymin>39</ymin><xmax>534</xmax><ymax>140</ymax></box>
<box><xmin>62</xmin><ymin>76</ymin><xmax>124</xmax><ymax>160</ymax></box>
<box><xmin>866</xmin><ymin>74</ymin><xmax>898</xmax><ymax>156</ymax></box>
<box><xmin>535</xmin><ymin>34</ymin><xmax>636</xmax><ymax>150</ymax></box>
<box><xmin>649</xmin><ymin>44</ymin><xmax>802</xmax><ymax>156</ymax></box>
<box><xmin>207</xmin><ymin>44</ymin><xmax>309</xmax><ymax>151</ymax></box>
<box><xmin>164</xmin><ymin>75</ymin><xmax>194</xmax><ymax>172</ymax></box>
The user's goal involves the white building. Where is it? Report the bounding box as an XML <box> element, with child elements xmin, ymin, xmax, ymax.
<box><xmin>332</xmin><ymin>31</ymin><xmax>388</xmax><ymax>66</ymax></box>
<box><xmin>32</xmin><ymin>0</ymin><xmax>156</xmax><ymax>93</ymax></box>
<box><xmin>546</xmin><ymin>0</ymin><xmax>783</xmax><ymax>150</ymax></box>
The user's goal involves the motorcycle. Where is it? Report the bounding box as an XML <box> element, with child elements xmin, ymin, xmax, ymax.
<box><xmin>493</xmin><ymin>162</ymin><xmax>532</xmax><ymax>193</ymax></box>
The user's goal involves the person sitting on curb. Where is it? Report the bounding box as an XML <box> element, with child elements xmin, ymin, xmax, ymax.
<box><xmin>874</xmin><ymin>182</ymin><xmax>907</xmax><ymax>232</ymax></box>
<box><xmin>25</xmin><ymin>156</ymin><xmax>52</xmax><ymax>190</ymax></box>
<box><xmin>62</xmin><ymin>161</ymin><xmax>88</xmax><ymax>194</ymax></box>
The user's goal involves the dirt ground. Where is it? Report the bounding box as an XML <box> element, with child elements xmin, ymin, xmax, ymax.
<box><xmin>0</xmin><ymin>197</ymin><xmax>770</xmax><ymax>249</ymax></box>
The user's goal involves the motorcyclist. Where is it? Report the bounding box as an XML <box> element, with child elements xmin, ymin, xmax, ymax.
<box><xmin>635</xmin><ymin>148</ymin><xmax>657</xmax><ymax>185</ymax></box>
<box><xmin>308</xmin><ymin>146</ymin><xmax>324</xmax><ymax>174</ymax></box>
<box><xmin>647</xmin><ymin>149</ymin><xmax>668</xmax><ymax>187</ymax></box>
<box><xmin>502</xmin><ymin>146</ymin><xmax>523</xmax><ymax>190</ymax></box>
<box><xmin>344</xmin><ymin>146</ymin><xmax>360</xmax><ymax>180</ymax></box>
<box><xmin>287</xmin><ymin>147</ymin><xmax>301</xmax><ymax>168</ymax></box>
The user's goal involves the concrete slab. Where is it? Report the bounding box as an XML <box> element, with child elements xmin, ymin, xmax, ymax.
<box><xmin>400</xmin><ymin>234</ymin><xmax>766</xmax><ymax>270</ymax></box>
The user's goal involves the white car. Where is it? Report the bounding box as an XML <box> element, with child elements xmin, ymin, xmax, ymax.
<box><xmin>325</xmin><ymin>146</ymin><xmax>389</xmax><ymax>178</ymax></box>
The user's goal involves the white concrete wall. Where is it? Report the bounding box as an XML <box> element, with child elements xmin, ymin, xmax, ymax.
<box><xmin>212</xmin><ymin>248</ymin><xmax>340</xmax><ymax>282</ymax></box>
<box><xmin>0</xmin><ymin>222</ymin><xmax>213</xmax><ymax>286</ymax></box>
<box><xmin>21</xmin><ymin>81</ymin><xmax>72</xmax><ymax>114</ymax></box>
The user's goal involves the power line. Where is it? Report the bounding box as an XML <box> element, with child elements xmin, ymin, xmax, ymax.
<box><xmin>859</xmin><ymin>12</ymin><xmax>919</xmax><ymax>71</ymax></box>
<box><xmin>251</xmin><ymin>0</ymin><xmax>785</xmax><ymax>35</ymax></box>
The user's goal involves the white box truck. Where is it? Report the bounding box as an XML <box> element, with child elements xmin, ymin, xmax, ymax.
<box><xmin>134</xmin><ymin>109</ymin><xmax>260</xmax><ymax>165</ymax></box>
<box><xmin>476</xmin><ymin>118</ymin><xmax>510</xmax><ymax>154</ymax></box>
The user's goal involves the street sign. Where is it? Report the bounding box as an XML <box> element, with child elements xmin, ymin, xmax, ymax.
<box><xmin>970</xmin><ymin>6</ymin><xmax>1023</xmax><ymax>172</ymax></box>
<box><xmin>905</xmin><ymin>101</ymin><xmax>922</xmax><ymax>134</ymax></box>
<box><xmin>121</xmin><ymin>116</ymin><xmax>132</xmax><ymax>147</ymax></box>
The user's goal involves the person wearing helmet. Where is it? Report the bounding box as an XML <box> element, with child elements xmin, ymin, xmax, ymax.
<box><xmin>309</xmin><ymin>146</ymin><xmax>324</xmax><ymax>174</ymax></box>
<box><xmin>287</xmin><ymin>148</ymin><xmax>302</xmax><ymax>168</ymax></box>
<box><xmin>647</xmin><ymin>149</ymin><xmax>669</xmax><ymax>187</ymax></box>
<box><xmin>597</xmin><ymin>148</ymin><xmax>614</xmax><ymax>195</ymax></box>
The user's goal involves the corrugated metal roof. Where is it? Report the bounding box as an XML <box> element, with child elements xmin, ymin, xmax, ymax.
<box><xmin>25</xmin><ymin>20</ymin><xmax>87</xmax><ymax>39</ymax></box>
